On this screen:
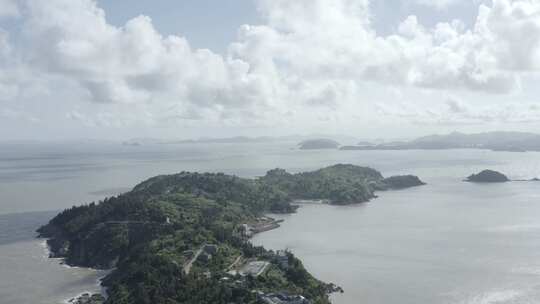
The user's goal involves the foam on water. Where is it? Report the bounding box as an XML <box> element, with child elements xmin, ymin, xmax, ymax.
<box><xmin>459</xmin><ymin>289</ymin><xmax>533</xmax><ymax>304</ymax></box>
<box><xmin>485</xmin><ymin>224</ymin><xmax>540</xmax><ymax>233</ymax></box>
<box><xmin>39</xmin><ymin>239</ymin><xmax>50</xmax><ymax>258</ymax></box>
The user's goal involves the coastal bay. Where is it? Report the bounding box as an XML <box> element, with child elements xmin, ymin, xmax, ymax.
<box><xmin>2</xmin><ymin>142</ymin><xmax>540</xmax><ymax>303</ymax></box>
<box><xmin>253</xmin><ymin>179</ymin><xmax>540</xmax><ymax>304</ymax></box>
<box><xmin>0</xmin><ymin>212</ymin><xmax>108</xmax><ymax>304</ymax></box>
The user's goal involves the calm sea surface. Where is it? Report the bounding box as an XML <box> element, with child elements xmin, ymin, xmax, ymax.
<box><xmin>1</xmin><ymin>141</ymin><xmax>540</xmax><ymax>303</ymax></box>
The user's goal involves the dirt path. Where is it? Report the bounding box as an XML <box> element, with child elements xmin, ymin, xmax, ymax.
<box><xmin>183</xmin><ymin>248</ymin><xmax>202</xmax><ymax>275</ymax></box>
<box><xmin>227</xmin><ymin>255</ymin><xmax>243</xmax><ymax>272</ymax></box>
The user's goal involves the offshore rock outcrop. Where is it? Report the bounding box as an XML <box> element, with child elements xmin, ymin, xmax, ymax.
<box><xmin>466</xmin><ymin>170</ymin><xmax>509</xmax><ymax>183</ymax></box>
<box><xmin>379</xmin><ymin>175</ymin><xmax>426</xmax><ymax>190</ymax></box>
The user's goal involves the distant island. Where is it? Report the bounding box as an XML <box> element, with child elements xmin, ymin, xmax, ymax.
<box><xmin>121</xmin><ymin>141</ymin><xmax>141</xmax><ymax>147</ymax></box>
<box><xmin>299</xmin><ymin>139</ymin><xmax>340</xmax><ymax>150</ymax></box>
<box><xmin>466</xmin><ymin>170</ymin><xmax>510</xmax><ymax>183</ymax></box>
<box><xmin>38</xmin><ymin>164</ymin><xmax>424</xmax><ymax>304</ymax></box>
<box><xmin>340</xmin><ymin>131</ymin><xmax>540</xmax><ymax>152</ymax></box>
<box><xmin>380</xmin><ymin>175</ymin><xmax>426</xmax><ymax>189</ymax></box>
<box><xmin>173</xmin><ymin>136</ymin><xmax>280</xmax><ymax>144</ymax></box>
<box><xmin>121</xmin><ymin>135</ymin><xmax>357</xmax><ymax>146</ymax></box>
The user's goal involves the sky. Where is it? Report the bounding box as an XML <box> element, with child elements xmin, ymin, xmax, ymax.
<box><xmin>1</xmin><ymin>0</ymin><xmax>540</xmax><ymax>141</ymax></box>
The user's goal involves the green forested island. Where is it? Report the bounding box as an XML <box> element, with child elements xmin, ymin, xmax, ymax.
<box><xmin>38</xmin><ymin>164</ymin><xmax>424</xmax><ymax>304</ymax></box>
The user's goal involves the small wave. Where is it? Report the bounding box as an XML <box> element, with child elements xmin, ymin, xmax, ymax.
<box><xmin>39</xmin><ymin>239</ymin><xmax>52</xmax><ymax>259</ymax></box>
<box><xmin>460</xmin><ymin>290</ymin><xmax>523</xmax><ymax>304</ymax></box>
<box><xmin>62</xmin><ymin>290</ymin><xmax>96</xmax><ymax>304</ymax></box>
<box><xmin>485</xmin><ymin>224</ymin><xmax>540</xmax><ymax>233</ymax></box>
<box><xmin>60</xmin><ymin>262</ymin><xmax>93</xmax><ymax>270</ymax></box>
<box><xmin>62</xmin><ymin>271</ymin><xmax>111</xmax><ymax>304</ymax></box>
<box><xmin>511</xmin><ymin>265</ymin><xmax>540</xmax><ymax>276</ymax></box>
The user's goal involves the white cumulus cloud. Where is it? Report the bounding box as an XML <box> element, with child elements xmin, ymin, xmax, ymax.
<box><xmin>2</xmin><ymin>0</ymin><xmax>540</xmax><ymax>130</ymax></box>
<box><xmin>0</xmin><ymin>0</ymin><xmax>20</xmax><ymax>18</ymax></box>
<box><xmin>413</xmin><ymin>0</ymin><xmax>462</xmax><ymax>10</ymax></box>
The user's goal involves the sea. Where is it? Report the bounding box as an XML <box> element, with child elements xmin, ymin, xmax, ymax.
<box><xmin>1</xmin><ymin>141</ymin><xmax>540</xmax><ymax>304</ymax></box>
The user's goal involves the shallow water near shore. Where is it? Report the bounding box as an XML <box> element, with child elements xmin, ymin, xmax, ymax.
<box><xmin>0</xmin><ymin>212</ymin><xmax>108</xmax><ymax>304</ymax></box>
<box><xmin>2</xmin><ymin>141</ymin><xmax>540</xmax><ymax>303</ymax></box>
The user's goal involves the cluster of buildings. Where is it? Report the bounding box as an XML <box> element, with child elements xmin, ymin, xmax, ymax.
<box><xmin>217</xmin><ymin>250</ymin><xmax>313</xmax><ymax>304</ymax></box>
<box><xmin>185</xmin><ymin>243</ymin><xmax>311</xmax><ymax>304</ymax></box>
<box><xmin>226</xmin><ymin>250</ymin><xmax>289</xmax><ymax>278</ymax></box>
<box><xmin>235</xmin><ymin>217</ymin><xmax>283</xmax><ymax>239</ymax></box>
<box><xmin>226</xmin><ymin>260</ymin><xmax>269</xmax><ymax>278</ymax></box>
<box><xmin>198</xmin><ymin>244</ymin><xmax>218</xmax><ymax>262</ymax></box>
<box><xmin>256</xmin><ymin>292</ymin><xmax>312</xmax><ymax>304</ymax></box>
<box><xmin>183</xmin><ymin>244</ymin><xmax>219</xmax><ymax>263</ymax></box>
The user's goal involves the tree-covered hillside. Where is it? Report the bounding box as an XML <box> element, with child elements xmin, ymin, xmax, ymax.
<box><xmin>38</xmin><ymin>164</ymin><xmax>424</xmax><ymax>304</ymax></box>
<box><xmin>261</xmin><ymin>164</ymin><xmax>384</xmax><ymax>205</ymax></box>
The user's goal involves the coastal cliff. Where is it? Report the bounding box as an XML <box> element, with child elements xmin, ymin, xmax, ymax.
<box><xmin>38</xmin><ymin>164</ymin><xmax>424</xmax><ymax>304</ymax></box>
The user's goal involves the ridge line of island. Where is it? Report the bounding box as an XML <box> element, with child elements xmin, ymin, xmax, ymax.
<box><xmin>38</xmin><ymin>164</ymin><xmax>426</xmax><ymax>304</ymax></box>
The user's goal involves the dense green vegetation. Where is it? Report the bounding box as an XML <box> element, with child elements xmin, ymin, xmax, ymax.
<box><xmin>261</xmin><ymin>164</ymin><xmax>383</xmax><ymax>205</ymax></box>
<box><xmin>38</xmin><ymin>164</ymin><xmax>424</xmax><ymax>304</ymax></box>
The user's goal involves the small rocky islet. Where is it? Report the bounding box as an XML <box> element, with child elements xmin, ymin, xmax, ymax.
<box><xmin>466</xmin><ymin>170</ymin><xmax>510</xmax><ymax>183</ymax></box>
<box><xmin>465</xmin><ymin>170</ymin><xmax>540</xmax><ymax>183</ymax></box>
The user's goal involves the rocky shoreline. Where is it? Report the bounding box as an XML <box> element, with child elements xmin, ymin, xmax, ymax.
<box><xmin>40</xmin><ymin>239</ymin><xmax>109</xmax><ymax>304</ymax></box>
<box><xmin>68</xmin><ymin>293</ymin><xmax>105</xmax><ymax>304</ymax></box>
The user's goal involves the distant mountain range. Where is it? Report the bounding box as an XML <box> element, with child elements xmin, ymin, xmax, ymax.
<box><xmin>123</xmin><ymin>134</ymin><xmax>358</xmax><ymax>146</ymax></box>
<box><xmin>340</xmin><ymin>132</ymin><xmax>540</xmax><ymax>152</ymax></box>
<box><xmin>122</xmin><ymin>131</ymin><xmax>540</xmax><ymax>152</ymax></box>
